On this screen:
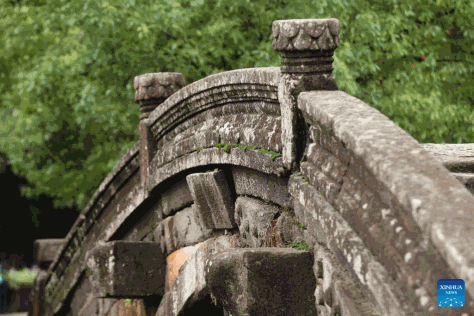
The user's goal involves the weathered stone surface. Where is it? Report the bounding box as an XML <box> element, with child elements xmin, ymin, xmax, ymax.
<box><xmin>134</xmin><ymin>72</ymin><xmax>186</xmax><ymax>120</ymax></box>
<box><xmin>231</xmin><ymin>165</ymin><xmax>291</xmax><ymax>207</ymax></box>
<box><xmin>155</xmin><ymin>235</ymin><xmax>238</xmax><ymax>316</ymax></box>
<box><xmin>305</xmin><ymin>142</ymin><xmax>348</xmax><ymax>184</ymax></box>
<box><xmin>156</xmin><ymin>102</ymin><xmax>281</xmax><ymax>153</ymax></box>
<box><xmin>186</xmin><ymin>169</ymin><xmax>236</xmax><ymax>230</ymax></box>
<box><xmin>274</xmin><ymin>211</ymin><xmax>305</xmax><ymax>245</ymax></box>
<box><xmin>205</xmin><ymin>247</ymin><xmax>316</xmax><ymax>316</ymax></box>
<box><xmin>169</xmin><ymin>236</ymin><xmax>235</xmax><ymax>316</ymax></box>
<box><xmin>154</xmin><ymin>114</ymin><xmax>282</xmax><ymax>171</ymax></box>
<box><xmin>158</xmin><ymin>178</ymin><xmax>193</xmax><ymax>217</ymax></box>
<box><xmin>149</xmin><ymin>147</ymin><xmax>286</xmax><ymax>193</ymax></box>
<box><xmin>154</xmin><ymin>205</ymin><xmax>214</xmax><ymax>256</ymax></box>
<box><xmin>44</xmin><ymin>142</ymin><xmax>142</xmax><ymax>315</ymax></box>
<box><xmin>148</xmin><ymin>68</ymin><xmax>281</xmax><ymax>142</ymax></box>
<box><xmin>421</xmin><ymin>143</ymin><xmax>474</xmax><ymax>173</ymax></box>
<box><xmin>313</xmin><ymin>243</ymin><xmax>381</xmax><ymax>316</ymax></box>
<box><xmin>300</xmin><ymin>161</ymin><xmax>341</xmax><ymax>205</ymax></box>
<box><xmin>85</xmin><ymin>241</ymin><xmax>166</xmax><ymax>298</ymax></box>
<box><xmin>107</xmin><ymin>298</ymin><xmax>146</xmax><ymax>316</ymax></box>
<box><xmin>77</xmin><ymin>295</ymin><xmax>98</xmax><ymax>316</ymax></box>
<box><xmin>33</xmin><ymin>239</ymin><xmax>66</xmax><ymax>269</ymax></box>
<box><xmin>453</xmin><ymin>172</ymin><xmax>474</xmax><ymax>194</ymax></box>
<box><xmin>298</xmin><ymin>90</ymin><xmax>474</xmax><ymax>297</ymax></box>
<box><xmin>140</xmin><ymin>119</ymin><xmax>155</xmax><ymax>187</ymax></box>
<box><xmin>234</xmin><ymin>196</ymin><xmax>280</xmax><ymax>248</ymax></box>
<box><xmin>288</xmin><ymin>174</ymin><xmax>408</xmax><ymax>313</ymax></box>
<box><xmin>272</xmin><ymin>19</ymin><xmax>340</xmax><ymax>52</ymax></box>
<box><xmin>70</xmin><ymin>273</ymin><xmax>93</xmax><ymax>316</ymax></box>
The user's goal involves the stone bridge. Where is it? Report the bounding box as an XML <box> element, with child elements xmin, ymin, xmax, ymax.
<box><xmin>29</xmin><ymin>19</ymin><xmax>474</xmax><ymax>316</ymax></box>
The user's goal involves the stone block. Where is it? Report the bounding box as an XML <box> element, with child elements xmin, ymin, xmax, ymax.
<box><xmin>186</xmin><ymin>169</ymin><xmax>236</xmax><ymax>230</ymax></box>
<box><xmin>205</xmin><ymin>247</ymin><xmax>317</xmax><ymax>316</ymax></box>
<box><xmin>157</xmin><ymin>235</ymin><xmax>236</xmax><ymax>316</ymax></box>
<box><xmin>234</xmin><ymin>196</ymin><xmax>280</xmax><ymax>248</ymax></box>
<box><xmin>231</xmin><ymin>166</ymin><xmax>291</xmax><ymax>207</ymax></box>
<box><xmin>85</xmin><ymin>241</ymin><xmax>166</xmax><ymax>298</ymax></box>
<box><xmin>275</xmin><ymin>211</ymin><xmax>305</xmax><ymax>245</ymax></box>
<box><xmin>160</xmin><ymin>178</ymin><xmax>194</xmax><ymax>217</ymax></box>
<box><xmin>33</xmin><ymin>239</ymin><xmax>66</xmax><ymax>269</ymax></box>
<box><xmin>153</xmin><ymin>206</ymin><xmax>214</xmax><ymax>256</ymax></box>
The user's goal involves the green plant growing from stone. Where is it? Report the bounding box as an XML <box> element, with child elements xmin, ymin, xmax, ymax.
<box><xmin>292</xmin><ymin>217</ymin><xmax>306</xmax><ymax>230</ymax></box>
<box><xmin>209</xmin><ymin>143</ymin><xmax>282</xmax><ymax>161</ymax></box>
<box><xmin>125</xmin><ymin>298</ymin><xmax>132</xmax><ymax>305</ymax></box>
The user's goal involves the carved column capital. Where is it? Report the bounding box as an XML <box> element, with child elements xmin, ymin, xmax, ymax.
<box><xmin>272</xmin><ymin>19</ymin><xmax>340</xmax><ymax>171</ymax></box>
<box><xmin>272</xmin><ymin>19</ymin><xmax>340</xmax><ymax>74</ymax></box>
<box><xmin>134</xmin><ymin>72</ymin><xmax>186</xmax><ymax>121</ymax></box>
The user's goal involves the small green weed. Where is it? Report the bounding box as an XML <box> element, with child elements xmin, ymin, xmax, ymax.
<box><xmin>196</xmin><ymin>147</ymin><xmax>203</xmax><ymax>154</ymax></box>
<box><xmin>125</xmin><ymin>298</ymin><xmax>132</xmax><ymax>305</ymax></box>
<box><xmin>292</xmin><ymin>217</ymin><xmax>306</xmax><ymax>230</ymax></box>
<box><xmin>213</xmin><ymin>143</ymin><xmax>282</xmax><ymax>161</ymax></box>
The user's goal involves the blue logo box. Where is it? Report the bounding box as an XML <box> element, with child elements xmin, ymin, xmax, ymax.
<box><xmin>437</xmin><ymin>279</ymin><xmax>465</xmax><ymax>307</ymax></box>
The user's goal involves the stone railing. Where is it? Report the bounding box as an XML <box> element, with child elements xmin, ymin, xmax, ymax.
<box><xmin>29</xmin><ymin>18</ymin><xmax>474</xmax><ymax>316</ymax></box>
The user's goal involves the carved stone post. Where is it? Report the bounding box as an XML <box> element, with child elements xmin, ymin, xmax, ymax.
<box><xmin>134</xmin><ymin>73</ymin><xmax>186</xmax><ymax>187</ymax></box>
<box><xmin>272</xmin><ymin>19</ymin><xmax>340</xmax><ymax>170</ymax></box>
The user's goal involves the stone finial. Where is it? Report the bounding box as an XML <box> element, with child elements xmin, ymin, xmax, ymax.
<box><xmin>272</xmin><ymin>19</ymin><xmax>340</xmax><ymax>74</ymax></box>
<box><xmin>134</xmin><ymin>72</ymin><xmax>186</xmax><ymax>120</ymax></box>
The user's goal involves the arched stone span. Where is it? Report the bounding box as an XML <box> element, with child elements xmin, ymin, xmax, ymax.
<box><xmin>29</xmin><ymin>18</ymin><xmax>474</xmax><ymax>316</ymax></box>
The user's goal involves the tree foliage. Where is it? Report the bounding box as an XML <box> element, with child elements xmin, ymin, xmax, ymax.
<box><xmin>0</xmin><ymin>0</ymin><xmax>473</xmax><ymax>212</ymax></box>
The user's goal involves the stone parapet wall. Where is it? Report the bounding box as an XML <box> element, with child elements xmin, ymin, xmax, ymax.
<box><xmin>30</xmin><ymin>18</ymin><xmax>474</xmax><ymax>316</ymax></box>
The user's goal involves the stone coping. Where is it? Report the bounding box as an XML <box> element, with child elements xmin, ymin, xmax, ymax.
<box><xmin>298</xmin><ymin>90</ymin><xmax>474</xmax><ymax>296</ymax></box>
<box><xmin>44</xmin><ymin>142</ymin><xmax>140</xmax><ymax>290</ymax></box>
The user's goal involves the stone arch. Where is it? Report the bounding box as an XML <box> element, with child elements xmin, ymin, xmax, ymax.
<box><xmin>30</xmin><ymin>18</ymin><xmax>474</xmax><ymax>316</ymax></box>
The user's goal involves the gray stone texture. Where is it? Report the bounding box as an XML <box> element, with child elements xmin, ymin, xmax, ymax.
<box><xmin>148</xmin><ymin>147</ymin><xmax>285</xmax><ymax>193</ymax></box>
<box><xmin>153</xmin><ymin>205</ymin><xmax>214</xmax><ymax>256</ymax></box>
<box><xmin>205</xmin><ymin>247</ymin><xmax>317</xmax><ymax>316</ymax></box>
<box><xmin>274</xmin><ymin>211</ymin><xmax>305</xmax><ymax>245</ymax></box>
<box><xmin>298</xmin><ymin>90</ymin><xmax>474</xmax><ymax>301</ymax></box>
<box><xmin>85</xmin><ymin>241</ymin><xmax>166</xmax><ymax>298</ymax></box>
<box><xmin>155</xmin><ymin>101</ymin><xmax>281</xmax><ymax>153</ymax></box>
<box><xmin>234</xmin><ymin>196</ymin><xmax>280</xmax><ymax>248</ymax></box>
<box><xmin>147</xmin><ymin>68</ymin><xmax>281</xmax><ymax>143</ymax></box>
<box><xmin>186</xmin><ymin>169</ymin><xmax>236</xmax><ymax>230</ymax></box>
<box><xmin>288</xmin><ymin>174</ymin><xmax>411</xmax><ymax>314</ymax></box>
<box><xmin>33</xmin><ymin>239</ymin><xmax>66</xmax><ymax>269</ymax></box>
<box><xmin>313</xmin><ymin>243</ymin><xmax>381</xmax><ymax>316</ymax></box>
<box><xmin>272</xmin><ymin>19</ymin><xmax>340</xmax><ymax>53</ymax></box>
<box><xmin>167</xmin><ymin>235</ymin><xmax>236</xmax><ymax>316</ymax></box>
<box><xmin>154</xmin><ymin>114</ymin><xmax>282</xmax><ymax>170</ymax></box>
<box><xmin>36</xmin><ymin>18</ymin><xmax>474</xmax><ymax>316</ymax></box>
<box><xmin>134</xmin><ymin>72</ymin><xmax>186</xmax><ymax>120</ymax></box>
<box><xmin>231</xmin><ymin>165</ymin><xmax>291</xmax><ymax>208</ymax></box>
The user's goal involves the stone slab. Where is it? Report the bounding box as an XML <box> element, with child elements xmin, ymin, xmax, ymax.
<box><xmin>186</xmin><ymin>169</ymin><xmax>236</xmax><ymax>230</ymax></box>
<box><xmin>33</xmin><ymin>239</ymin><xmax>66</xmax><ymax>267</ymax></box>
<box><xmin>205</xmin><ymin>247</ymin><xmax>317</xmax><ymax>316</ymax></box>
<box><xmin>85</xmin><ymin>241</ymin><xmax>166</xmax><ymax>298</ymax></box>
